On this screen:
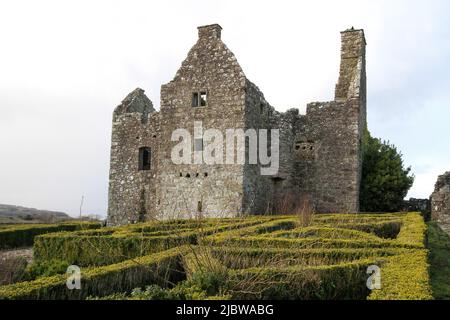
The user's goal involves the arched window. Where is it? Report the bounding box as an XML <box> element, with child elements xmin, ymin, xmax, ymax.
<box><xmin>138</xmin><ymin>147</ymin><xmax>151</xmax><ymax>170</ymax></box>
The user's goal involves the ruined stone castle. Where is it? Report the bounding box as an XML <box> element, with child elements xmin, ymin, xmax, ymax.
<box><xmin>107</xmin><ymin>24</ymin><xmax>367</xmax><ymax>225</ymax></box>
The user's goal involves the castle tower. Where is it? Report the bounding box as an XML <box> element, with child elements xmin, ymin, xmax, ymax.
<box><xmin>293</xmin><ymin>27</ymin><xmax>367</xmax><ymax>213</ymax></box>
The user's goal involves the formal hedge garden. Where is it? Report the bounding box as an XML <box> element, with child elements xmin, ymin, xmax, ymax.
<box><xmin>0</xmin><ymin>213</ymin><xmax>433</xmax><ymax>300</ymax></box>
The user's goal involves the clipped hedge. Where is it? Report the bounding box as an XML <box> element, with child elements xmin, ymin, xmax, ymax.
<box><xmin>206</xmin><ymin>212</ymin><xmax>424</xmax><ymax>249</ymax></box>
<box><xmin>368</xmin><ymin>213</ymin><xmax>432</xmax><ymax>300</ymax></box>
<box><xmin>396</xmin><ymin>212</ymin><xmax>427</xmax><ymax>247</ymax></box>
<box><xmin>4</xmin><ymin>212</ymin><xmax>431</xmax><ymax>300</ymax></box>
<box><xmin>0</xmin><ymin>222</ymin><xmax>101</xmax><ymax>249</ymax></box>
<box><xmin>209</xmin><ymin>246</ymin><xmax>406</xmax><ymax>269</ymax></box>
<box><xmin>368</xmin><ymin>250</ymin><xmax>433</xmax><ymax>300</ymax></box>
<box><xmin>313</xmin><ymin>214</ymin><xmax>403</xmax><ymax>238</ymax></box>
<box><xmin>34</xmin><ymin>220</ymin><xmax>265</xmax><ymax>266</ymax></box>
<box><xmin>34</xmin><ymin>232</ymin><xmax>196</xmax><ymax>267</ymax></box>
<box><xmin>0</xmin><ymin>246</ymin><xmax>187</xmax><ymax>300</ymax></box>
<box><xmin>206</xmin><ymin>235</ymin><xmax>418</xmax><ymax>250</ymax></box>
<box><xmin>268</xmin><ymin>226</ymin><xmax>385</xmax><ymax>241</ymax></box>
<box><xmin>201</xmin><ymin>212</ymin><xmax>432</xmax><ymax>300</ymax></box>
<box><xmin>203</xmin><ymin>218</ymin><xmax>297</xmax><ymax>243</ymax></box>
<box><xmin>227</xmin><ymin>258</ymin><xmax>375</xmax><ymax>300</ymax></box>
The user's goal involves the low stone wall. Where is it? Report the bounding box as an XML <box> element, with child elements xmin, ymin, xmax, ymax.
<box><xmin>402</xmin><ymin>198</ymin><xmax>431</xmax><ymax>220</ymax></box>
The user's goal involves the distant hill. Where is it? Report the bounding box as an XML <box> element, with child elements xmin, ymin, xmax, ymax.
<box><xmin>0</xmin><ymin>204</ymin><xmax>73</xmax><ymax>224</ymax></box>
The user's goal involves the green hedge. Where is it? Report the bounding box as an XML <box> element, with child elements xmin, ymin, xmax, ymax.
<box><xmin>33</xmin><ymin>220</ymin><xmax>265</xmax><ymax>266</ymax></box>
<box><xmin>396</xmin><ymin>212</ymin><xmax>427</xmax><ymax>247</ymax></box>
<box><xmin>202</xmin><ymin>212</ymin><xmax>432</xmax><ymax>300</ymax></box>
<box><xmin>206</xmin><ymin>235</ymin><xmax>420</xmax><ymax>250</ymax></box>
<box><xmin>209</xmin><ymin>246</ymin><xmax>406</xmax><ymax>269</ymax></box>
<box><xmin>34</xmin><ymin>232</ymin><xmax>196</xmax><ymax>267</ymax></box>
<box><xmin>206</xmin><ymin>213</ymin><xmax>423</xmax><ymax>249</ymax></box>
<box><xmin>0</xmin><ymin>222</ymin><xmax>101</xmax><ymax>249</ymax></box>
<box><xmin>5</xmin><ymin>212</ymin><xmax>431</xmax><ymax>300</ymax></box>
<box><xmin>0</xmin><ymin>246</ymin><xmax>187</xmax><ymax>300</ymax></box>
<box><xmin>368</xmin><ymin>250</ymin><xmax>432</xmax><ymax>300</ymax></box>
<box><xmin>366</xmin><ymin>213</ymin><xmax>432</xmax><ymax>300</ymax></box>
<box><xmin>267</xmin><ymin>226</ymin><xmax>385</xmax><ymax>241</ymax></box>
<box><xmin>203</xmin><ymin>218</ymin><xmax>297</xmax><ymax>242</ymax></box>
<box><xmin>227</xmin><ymin>258</ymin><xmax>375</xmax><ymax>300</ymax></box>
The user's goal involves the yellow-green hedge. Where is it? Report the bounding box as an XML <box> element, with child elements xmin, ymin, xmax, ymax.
<box><xmin>203</xmin><ymin>212</ymin><xmax>432</xmax><ymax>300</ymax></box>
<box><xmin>368</xmin><ymin>250</ymin><xmax>433</xmax><ymax>300</ymax></box>
<box><xmin>209</xmin><ymin>246</ymin><xmax>407</xmax><ymax>269</ymax></box>
<box><xmin>267</xmin><ymin>226</ymin><xmax>386</xmax><ymax>241</ymax></box>
<box><xmin>0</xmin><ymin>222</ymin><xmax>101</xmax><ymax>249</ymax></box>
<box><xmin>33</xmin><ymin>220</ymin><xmax>265</xmax><ymax>266</ymax></box>
<box><xmin>34</xmin><ymin>232</ymin><xmax>196</xmax><ymax>267</ymax></box>
<box><xmin>5</xmin><ymin>212</ymin><xmax>431</xmax><ymax>300</ymax></box>
<box><xmin>227</xmin><ymin>258</ymin><xmax>376</xmax><ymax>299</ymax></box>
<box><xmin>367</xmin><ymin>213</ymin><xmax>432</xmax><ymax>300</ymax></box>
<box><xmin>0</xmin><ymin>246</ymin><xmax>187</xmax><ymax>300</ymax></box>
<box><xmin>207</xmin><ymin>235</ymin><xmax>419</xmax><ymax>249</ymax></box>
<box><xmin>396</xmin><ymin>212</ymin><xmax>427</xmax><ymax>247</ymax></box>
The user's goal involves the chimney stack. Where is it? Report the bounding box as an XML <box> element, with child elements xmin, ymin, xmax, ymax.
<box><xmin>198</xmin><ymin>24</ymin><xmax>222</xmax><ymax>40</ymax></box>
<box><xmin>335</xmin><ymin>28</ymin><xmax>367</xmax><ymax>101</ymax></box>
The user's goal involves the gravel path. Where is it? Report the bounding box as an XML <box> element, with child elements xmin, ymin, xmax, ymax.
<box><xmin>0</xmin><ymin>247</ymin><xmax>33</xmax><ymax>263</ymax></box>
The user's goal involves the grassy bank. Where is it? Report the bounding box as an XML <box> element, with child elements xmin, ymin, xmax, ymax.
<box><xmin>427</xmin><ymin>222</ymin><xmax>450</xmax><ymax>300</ymax></box>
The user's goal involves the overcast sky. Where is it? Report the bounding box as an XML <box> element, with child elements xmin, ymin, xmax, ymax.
<box><xmin>0</xmin><ymin>0</ymin><xmax>449</xmax><ymax>217</ymax></box>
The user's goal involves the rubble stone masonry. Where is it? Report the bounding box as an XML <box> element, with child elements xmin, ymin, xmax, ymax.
<box><xmin>431</xmin><ymin>172</ymin><xmax>450</xmax><ymax>224</ymax></box>
<box><xmin>107</xmin><ymin>25</ymin><xmax>367</xmax><ymax>225</ymax></box>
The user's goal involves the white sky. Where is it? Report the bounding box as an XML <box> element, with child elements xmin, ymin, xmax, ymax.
<box><xmin>1</xmin><ymin>0</ymin><xmax>449</xmax><ymax>217</ymax></box>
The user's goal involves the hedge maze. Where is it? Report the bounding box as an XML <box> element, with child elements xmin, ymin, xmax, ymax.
<box><xmin>0</xmin><ymin>213</ymin><xmax>433</xmax><ymax>300</ymax></box>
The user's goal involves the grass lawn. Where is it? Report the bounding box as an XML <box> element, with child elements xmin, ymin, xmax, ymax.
<box><xmin>427</xmin><ymin>222</ymin><xmax>450</xmax><ymax>300</ymax></box>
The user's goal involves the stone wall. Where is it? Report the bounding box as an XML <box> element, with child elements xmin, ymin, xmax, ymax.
<box><xmin>431</xmin><ymin>172</ymin><xmax>450</xmax><ymax>224</ymax></box>
<box><xmin>107</xmin><ymin>25</ymin><xmax>367</xmax><ymax>225</ymax></box>
<box><xmin>402</xmin><ymin>198</ymin><xmax>431</xmax><ymax>220</ymax></box>
<box><xmin>107</xmin><ymin>89</ymin><xmax>159</xmax><ymax>225</ymax></box>
<box><xmin>293</xmin><ymin>99</ymin><xmax>363</xmax><ymax>213</ymax></box>
<box><xmin>156</xmin><ymin>24</ymin><xmax>246</xmax><ymax>220</ymax></box>
<box><xmin>274</xmin><ymin>28</ymin><xmax>366</xmax><ymax>213</ymax></box>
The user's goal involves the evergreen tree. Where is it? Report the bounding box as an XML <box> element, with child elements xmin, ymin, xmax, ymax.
<box><xmin>360</xmin><ymin>129</ymin><xmax>414</xmax><ymax>212</ymax></box>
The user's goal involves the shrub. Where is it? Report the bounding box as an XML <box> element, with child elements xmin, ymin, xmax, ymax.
<box><xmin>202</xmin><ymin>212</ymin><xmax>432</xmax><ymax>300</ymax></box>
<box><xmin>34</xmin><ymin>233</ymin><xmax>195</xmax><ymax>267</ymax></box>
<box><xmin>368</xmin><ymin>250</ymin><xmax>432</xmax><ymax>300</ymax></box>
<box><xmin>33</xmin><ymin>220</ymin><xmax>264</xmax><ymax>267</ymax></box>
<box><xmin>270</xmin><ymin>226</ymin><xmax>384</xmax><ymax>241</ymax></box>
<box><xmin>23</xmin><ymin>259</ymin><xmax>70</xmax><ymax>281</ymax></box>
<box><xmin>227</xmin><ymin>259</ymin><xmax>373</xmax><ymax>300</ymax></box>
<box><xmin>132</xmin><ymin>284</ymin><xmax>174</xmax><ymax>300</ymax></box>
<box><xmin>209</xmin><ymin>246</ymin><xmax>404</xmax><ymax>269</ymax></box>
<box><xmin>182</xmin><ymin>271</ymin><xmax>226</xmax><ymax>297</ymax></box>
<box><xmin>0</xmin><ymin>247</ymin><xmax>187</xmax><ymax>300</ymax></box>
<box><xmin>92</xmin><ymin>270</ymin><xmax>230</xmax><ymax>300</ymax></box>
<box><xmin>0</xmin><ymin>222</ymin><xmax>101</xmax><ymax>249</ymax></box>
<box><xmin>4</xmin><ymin>212</ymin><xmax>432</xmax><ymax>300</ymax></box>
<box><xmin>207</xmin><ymin>235</ymin><xmax>415</xmax><ymax>250</ymax></box>
<box><xmin>396</xmin><ymin>212</ymin><xmax>427</xmax><ymax>247</ymax></box>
